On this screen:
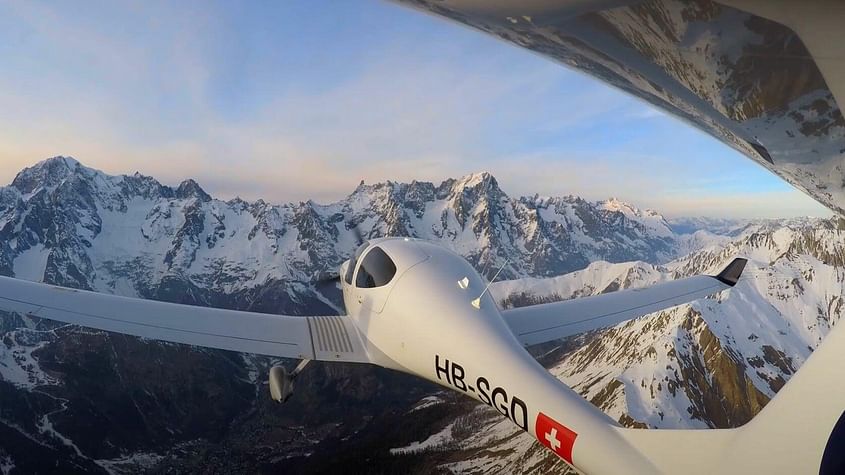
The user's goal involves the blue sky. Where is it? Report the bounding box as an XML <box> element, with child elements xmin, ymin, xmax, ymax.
<box><xmin>0</xmin><ymin>0</ymin><xmax>831</xmax><ymax>218</ymax></box>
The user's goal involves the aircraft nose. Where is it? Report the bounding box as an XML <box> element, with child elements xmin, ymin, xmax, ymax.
<box><xmin>408</xmin><ymin>252</ymin><xmax>495</xmax><ymax>313</ymax></box>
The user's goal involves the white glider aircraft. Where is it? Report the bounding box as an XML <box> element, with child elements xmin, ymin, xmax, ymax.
<box><xmin>2</xmin><ymin>236</ymin><xmax>802</xmax><ymax>474</ymax></box>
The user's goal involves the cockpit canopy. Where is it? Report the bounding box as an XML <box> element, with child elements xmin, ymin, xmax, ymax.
<box><xmin>355</xmin><ymin>246</ymin><xmax>396</xmax><ymax>288</ymax></box>
<box><xmin>344</xmin><ymin>242</ymin><xmax>398</xmax><ymax>289</ymax></box>
<box><xmin>344</xmin><ymin>243</ymin><xmax>368</xmax><ymax>284</ymax></box>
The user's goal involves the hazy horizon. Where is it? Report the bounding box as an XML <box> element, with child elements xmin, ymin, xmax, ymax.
<box><xmin>3</xmin><ymin>155</ymin><xmax>833</xmax><ymax>221</ymax></box>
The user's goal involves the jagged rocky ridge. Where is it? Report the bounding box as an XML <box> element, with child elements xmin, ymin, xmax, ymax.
<box><xmin>0</xmin><ymin>156</ymin><xmax>687</xmax><ymax>292</ymax></box>
<box><xmin>0</xmin><ymin>156</ymin><xmax>839</xmax><ymax>473</ymax></box>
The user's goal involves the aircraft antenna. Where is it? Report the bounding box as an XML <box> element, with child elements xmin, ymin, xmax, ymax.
<box><xmin>472</xmin><ymin>258</ymin><xmax>508</xmax><ymax>309</ymax></box>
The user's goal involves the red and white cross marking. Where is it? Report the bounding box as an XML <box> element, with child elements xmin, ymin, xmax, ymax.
<box><xmin>535</xmin><ymin>412</ymin><xmax>578</xmax><ymax>464</ymax></box>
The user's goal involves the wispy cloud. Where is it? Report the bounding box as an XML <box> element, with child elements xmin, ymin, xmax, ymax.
<box><xmin>0</xmin><ymin>0</ymin><xmax>832</xmax><ymax>219</ymax></box>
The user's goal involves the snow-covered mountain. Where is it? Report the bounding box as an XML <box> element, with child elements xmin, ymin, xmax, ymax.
<box><xmin>0</xmin><ymin>157</ymin><xmax>839</xmax><ymax>473</ymax></box>
<box><xmin>0</xmin><ymin>156</ymin><xmax>690</xmax><ymax>294</ymax></box>
<box><xmin>667</xmin><ymin>217</ymin><xmax>752</xmax><ymax>236</ymax></box>
<box><xmin>667</xmin><ymin>216</ymin><xmax>827</xmax><ymax>237</ymax></box>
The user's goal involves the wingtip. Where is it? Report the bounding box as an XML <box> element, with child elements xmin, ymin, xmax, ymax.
<box><xmin>715</xmin><ymin>258</ymin><xmax>747</xmax><ymax>286</ymax></box>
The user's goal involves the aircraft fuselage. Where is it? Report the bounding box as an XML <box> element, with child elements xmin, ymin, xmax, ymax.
<box><xmin>339</xmin><ymin>239</ymin><xmax>657</xmax><ymax>473</ymax></box>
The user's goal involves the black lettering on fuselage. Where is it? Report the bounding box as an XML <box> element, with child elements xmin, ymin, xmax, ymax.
<box><xmin>433</xmin><ymin>354</ymin><xmax>529</xmax><ymax>432</ymax></box>
<box><xmin>511</xmin><ymin>396</ymin><xmax>528</xmax><ymax>431</ymax></box>
<box><xmin>435</xmin><ymin>354</ymin><xmax>451</xmax><ymax>385</ymax></box>
<box><xmin>451</xmin><ymin>362</ymin><xmax>467</xmax><ymax>391</ymax></box>
<box><xmin>477</xmin><ymin>376</ymin><xmax>492</xmax><ymax>405</ymax></box>
<box><xmin>491</xmin><ymin>387</ymin><xmax>509</xmax><ymax>418</ymax></box>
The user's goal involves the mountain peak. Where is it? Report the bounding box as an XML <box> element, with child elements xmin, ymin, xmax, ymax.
<box><xmin>43</xmin><ymin>156</ymin><xmax>80</xmax><ymax>168</ymax></box>
<box><xmin>598</xmin><ymin>197</ymin><xmax>673</xmax><ymax>238</ymax></box>
<box><xmin>11</xmin><ymin>156</ymin><xmax>86</xmax><ymax>193</ymax></box>
<box><xmin>600</xmin><ymin>197</ymin><xmax>667</xmax><ymax>219</ymax></box>
<box><xmin>439</xmin><ymin>171</ymin><xmax>502</xmax><ymax>198</ymax></box>
<box><xmin>175</xmin><ymin>179</ymin><xmax>211</xmax><ymax>202</ymax></box>
<box><xmin>454</xmin><ymin>171</ymin><xmax>495</xmax><ymax>189</ymax></box>
<box><xmin>601</xmin><ymin>196</ymin><xmax>635</xmax><ymax>211</ymax></box>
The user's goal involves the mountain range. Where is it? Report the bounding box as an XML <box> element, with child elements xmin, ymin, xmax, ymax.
<box><xmin>0</xmin><ymin>157</ymin><xmax>840</xmax><ymax>474</ymax></box>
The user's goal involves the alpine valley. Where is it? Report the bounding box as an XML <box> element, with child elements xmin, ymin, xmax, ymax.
<box><xmin>0</xmin><ymin>157</ymin><xmax>841</xmax><ymax>474</ymax></box>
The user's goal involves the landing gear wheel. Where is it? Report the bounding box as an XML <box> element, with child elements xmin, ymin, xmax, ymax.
<box><xmin>269</xmin><ymin>359</ymin><xmax>311</xmax><ymax>403</ymax></box>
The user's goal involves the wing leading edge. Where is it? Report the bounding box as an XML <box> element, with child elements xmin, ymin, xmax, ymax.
<box><xmin>502</xmin><ymin>259</ymin><xmax>747</xmax><ymax>346</ymax></box>
<box><xmin>0</xmin><ymin>275</ymin><xmax>370</xmax><ymax>363</ymax></box>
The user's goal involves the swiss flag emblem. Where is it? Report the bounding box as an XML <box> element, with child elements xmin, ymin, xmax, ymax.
<box><xmin>535</xmin><ymin>412</ymin><xmax>578</xmax><ymax>464</ymax></box>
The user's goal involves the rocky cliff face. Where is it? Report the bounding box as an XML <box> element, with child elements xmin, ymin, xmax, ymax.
<box><xmin>0</xmin><ymin>157</ymin><xmax>837</xmax><ymax>473</ymax></box>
